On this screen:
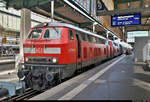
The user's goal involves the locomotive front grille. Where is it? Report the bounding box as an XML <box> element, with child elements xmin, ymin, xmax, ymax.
<box><xmin>26</xmin><ymin>57</ymin><xmax>56</xmax><ymax>63</ymax></box>
<box><xmin>30</xmin><ymin>58</ymin><xmax>48</xmax><ymax>62</ymax></box>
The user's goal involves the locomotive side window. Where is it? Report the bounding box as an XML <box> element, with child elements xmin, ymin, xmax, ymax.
<box><xmin>43</xmin><ymin>27</ymin><xmax>61</xmax><ymax>39</ymax></box>
<box><xmin>28</xmin><ymin>29</ymin><xmax>42</xmax><ymax>39</ymax></box>
<box><xmin>80</xmin><ymin>32</ymin><xmax>88</xmax><ymax>42</ymax></box>
<box><xmin>69</xmin><ymin>29</ymin><xmax>74</xmax><ymax>40</ymax></box>
<box><xmin>80</xmin><ymin>33</ymin><xmax>86</xmax><ymax>41</ymax></box>
<box><xmin>87</xmin><ymin>35</ymin><xmax>92</xmax><ymax>43</ymax></box>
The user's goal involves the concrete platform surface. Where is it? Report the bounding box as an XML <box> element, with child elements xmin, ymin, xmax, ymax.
<box><xmin>30</xmin><ymin>54</ymin><xmax>150</xmax><ymax>100</ymax></box>
<box><xmin>0</xmin><ymin>57</ymin><xmax>15</xmax><ymax>71</ymax></box>
<box><xmin>0</xmin><ymin>59</ymin><xmax>15</xmax><ymax>64</ymax></box>
<box><xmin>0</xmin><ymin>56</ymin><xmax>15</xmax><ymax>60</ymax></box>
<box><xmin>0</xmin><ymin>69</ymin><xmax>19</xmax><ymax>82</ymax></box>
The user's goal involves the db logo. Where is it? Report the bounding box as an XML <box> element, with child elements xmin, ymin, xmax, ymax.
<box><xmin>36</xmin><ymin>47</ymin><xmax>42</xmax><ymax>53</ymax></box>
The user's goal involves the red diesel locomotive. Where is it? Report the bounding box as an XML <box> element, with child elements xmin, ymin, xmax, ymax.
<box><xmin>18</xmin><ymin>22</ymin><xmax>121</xmax><ymax>90</ymax></box>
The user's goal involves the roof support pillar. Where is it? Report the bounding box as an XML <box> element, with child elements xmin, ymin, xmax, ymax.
<box><xmin>20</xmin><ymin>8</ymin><xmax>31</xmax><ymax>57</ymax></box>
<box><xmin>51</xmin><ymin>0</ymin><xmax>54</xmax><ymax>22</ymax></box>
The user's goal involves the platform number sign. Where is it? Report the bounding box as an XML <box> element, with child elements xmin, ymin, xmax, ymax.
<box><xmin>96</xmin><ymin>0</ymin><xmax>104</xmax><ymax>11</ymax></box>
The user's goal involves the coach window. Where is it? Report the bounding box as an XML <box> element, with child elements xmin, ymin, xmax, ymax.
<box><xmin>99</xmin><ymin>38</ymin><xmax>102</xmax><ymax>44</ymax></box>
<box><xmin>85</xmin><ymin>34</ymin><xmax>89</xmax><ymax>42</ymax></box>
<box><xmin>93</xmin><ymin>37</ymin><xmax>96</xmax><ymax>43</ymax></box>
<box><xmin>102</xmin><ymin>39</ymin><xmax>106</xmax><ymax>44</ymax></box>
<box><xmin>96</xmin><ymin>38</ymin><xmax>99</xmax><ymax>43</ymax></box>
<box><xmin>87</xmin><ymin>35</ymin><xmax>90</xmax><ymax>42</ymax></box>
<box><xmin>88</xmin><ymin>35</ymin><xmax>92</xmax><ymax>43</ymax></box>
<box><xmin>100</xmin><ymin>39</ymin><xmax>104</xmax><ymax>44</ymax></box>
<box><xmin>69</xmin><ymin>29</ymin><xmax>74</xmax><ymax>40</ymax></box>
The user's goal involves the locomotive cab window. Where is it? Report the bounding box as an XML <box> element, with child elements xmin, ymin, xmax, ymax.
<box><xmin>43</xmin><ymin>27</ymin><xmax>61</xmax><ymax>39</ymax></box>
<box><xmin>28</xmin><ymin>29</ymin><xmax>42</xmax><ymax>39</ymax></box>
<box><xmin>69</xmin><ymin>29</ymin><xmax>74</xmax><ymax>40</ymax></box>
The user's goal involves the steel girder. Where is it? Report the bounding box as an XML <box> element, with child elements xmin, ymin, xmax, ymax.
<box><xmin>4</xmin><ymin>0</ymin><xmax>53</xmax><ymax>9</ymax></box>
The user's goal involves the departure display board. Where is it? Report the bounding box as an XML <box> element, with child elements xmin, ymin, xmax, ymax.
<box><xmin>111</xmin><ymin>13</ymin><xmax>141</xmax><ymax>27</ymax></box>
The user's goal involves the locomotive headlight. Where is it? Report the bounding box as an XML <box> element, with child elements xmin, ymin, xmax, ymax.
<box><xmin>26</xmin><ymin>57</ymin><xmax>29</xmax><ymax>62</ymax></box>
<box><xmin>52</xmin><ymin>58</ymin><xmax>57</xmax><ymax>63</ymax></box>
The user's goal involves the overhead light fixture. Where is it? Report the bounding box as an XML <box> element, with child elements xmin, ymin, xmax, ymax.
<box><xmin>127</xmin><ymin>3</ymin><xmax>130</xmax><ymax>7</ymax></box>
<box><xmin>93</xmin><ymin>22</ymin><xmax>98</xmax><ymax>25</ymax></box>
<box><xmin>145</xmin><ymin>4</ymin><xmax>149</xmax><ymax>8</ymax></box>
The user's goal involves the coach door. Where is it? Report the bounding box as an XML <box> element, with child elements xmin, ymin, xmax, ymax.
<box><xmin>75</xmin><ymin>32</ymin><xmax>82</xmax><ymax>69</ymax></box>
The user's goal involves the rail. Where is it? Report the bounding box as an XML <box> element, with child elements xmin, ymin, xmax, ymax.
<box><xmin>1</xmin><ymin>88</ymin><xmax>41</xmax><ymax>101</ymax></box>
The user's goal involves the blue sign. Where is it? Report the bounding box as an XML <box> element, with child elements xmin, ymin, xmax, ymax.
<box><xmin>111</xmin><ymin>14</ymin><xmax>141</xmax><ymax>27</ymax></box>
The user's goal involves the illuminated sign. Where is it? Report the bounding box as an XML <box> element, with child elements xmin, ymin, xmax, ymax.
<box><xmin>111</xmin><ymin>13</ymin><xmax>141</xmax><ymax>27</ymax></box>
<box><xmin>2</xmin><ymin>38</ymin><xmax>6</xmax><ymax>43</ymax></box>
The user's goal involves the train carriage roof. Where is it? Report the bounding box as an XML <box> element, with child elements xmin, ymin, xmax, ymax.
<box><xmin>34</xmin><ymin>22</ymin><xmax>106</xmax><ymax>40</ymax></box>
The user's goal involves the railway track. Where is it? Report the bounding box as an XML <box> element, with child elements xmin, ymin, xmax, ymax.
<box><xmin>1</xmin><ymin>88</ymin><xmax>41</xmax><ymax>102</ymax></box>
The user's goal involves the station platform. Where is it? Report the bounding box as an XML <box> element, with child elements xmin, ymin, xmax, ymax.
<box><xmin>30</xmin><ymin>54</ymin><xmax>150</xmax><ymax>100</ymax></box>
<box><xmin>0</xmin><ymin>69</ymin><xmax>18</xmax><ymax>82</ymax></box>
<box><xmin>0</xmin><ymin>57</ymin><xmax>15</xmax><ymax>64</ymax></box>
<box><xmin>0</xmin><ymin>57</ymin><xmax>15</xmax><ymax>71</ymax></box>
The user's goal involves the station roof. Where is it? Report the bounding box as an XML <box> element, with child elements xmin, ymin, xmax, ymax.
<box><xmin>2</xmin><ymin>0</ymin><xmax>121</xmax><ymax>40</ymax></box>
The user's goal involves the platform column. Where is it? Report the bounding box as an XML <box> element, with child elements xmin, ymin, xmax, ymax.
<box><xmin>20</xmin><ymin>8</ymin><xmax>31</xmax><ymax>60</ymax></box>
<box><xmin>148</xmin><ymin>30</ymin><xmax>150</xmax><ymax>36</ymax></box>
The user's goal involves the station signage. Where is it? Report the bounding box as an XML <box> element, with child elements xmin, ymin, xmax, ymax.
<box><xmin>2</xmin><ymin>38</ymin><xmax>6</xmax><ymax>43</ymax></box>
<box><xmin>111</xmin><ymin>13</ymin><xmax>141</xmax><ymax>27</ymax></box>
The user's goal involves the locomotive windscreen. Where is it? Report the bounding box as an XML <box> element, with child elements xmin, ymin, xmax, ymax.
<box><xmin>28</xmin><ymin>29</ymin><xmax>42</xmax><ymax>39</ymax></box>
<box><xmin>43</xmin><ymin>27</ymin><xmax>61</xmax><ymax>39</ymax></box>
<box><xmin>27</xmin><ymin>27</ymin><xmax>62</xmax><ymax>40</ymax></box>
